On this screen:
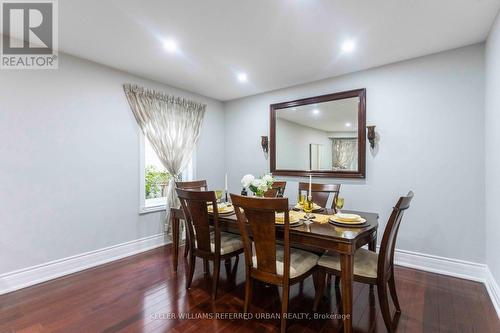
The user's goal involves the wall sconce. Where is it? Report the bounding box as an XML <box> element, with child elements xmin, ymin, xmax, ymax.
<box><xmin>367</xmin><ymin>125</ymin><xmax>376</xmax><ymax>149</ymax></box>
<box><xmin>261</xmin><ymin>136</ymin><xmax>269</xmax><ymax>153</ymax></box>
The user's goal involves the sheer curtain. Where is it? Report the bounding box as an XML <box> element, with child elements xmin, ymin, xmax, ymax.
<box><xmin>332</xmin><ymin>138</ymin><xmax>358</xmax><ymax>170</ymax></box>
<box><xmin>123</xmin><ymin>84</ymin><xmax>206</xmax><ymax>235</ymax></box>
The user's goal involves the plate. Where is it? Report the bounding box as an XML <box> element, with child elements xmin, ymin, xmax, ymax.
<box><xmin>329</xmin><ymin>214</ymin><xmax>366</xmax><ymax>224</ymax></box>
<box><xmin>208</xmin><ymin>203</ymin><xmax>235</xmax><ymax>215</ymax></box>
<box><xmin>275</xmin><ymin>212</ymin><xmax>301</xmax><ymax>225</ymax></box>
<box><xmin>329</xmin><ymin>220</ymin><xmax>369</xmax><ymax>228</ymax></box>
<box><xmin>293</xmin><ymin>203</ymin><xmax>323</xmax><ymax>213</ymax></box>
<box><xmin>336</xmin><ymin>213</ymin><xmax>362</xmax><ymax>222</ymax></box>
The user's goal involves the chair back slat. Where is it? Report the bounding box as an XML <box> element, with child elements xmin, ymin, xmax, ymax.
<box><xmin>298</xmin><ymin>183</ymin><xmax>341</xmax><ymax>209</ymax></box>
<box><xmin>176</xmin><ymin>180</ymin><xmax>208</xmax><ymax>191</ymax></box>
<box><xmin>378</xmin><ymin>191</ymin><xmax>414</xmax><ymax>277</ymax></box>
<box><xmin>264</xmin><ymin>181</ymin><xmax>287</xmax><ymax>198</ymax></box>
<box><xmin>176</xmin><ymin>188</ymin><xmax>219</xmax><ymax>255</ymax></box>
<box><xmin>230</xmin><ymin>194</ymin><xmax>290</xmax><ymax>281</ymax></box>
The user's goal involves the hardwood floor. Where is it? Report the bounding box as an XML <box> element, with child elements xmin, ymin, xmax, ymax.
<box><xmin>1</xmin><ymin>245</ymin><xmax>499</xmax><ymax>333</ymax></box>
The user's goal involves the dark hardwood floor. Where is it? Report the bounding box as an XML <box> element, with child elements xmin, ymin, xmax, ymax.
<box><xmin>1</xmin><ymin>245</ymin><xmax>498</xmax><ymax>333</ymax></box>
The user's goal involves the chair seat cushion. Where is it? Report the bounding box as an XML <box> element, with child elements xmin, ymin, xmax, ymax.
<box><xmin>252</xmin><ymin>246</ymin><xmax>319</xmax><ymax>278</ymax></box>
<box><xmin>213</xmin><ymin>232</ymin><xmax>244</xmax><ymax>255</ymax></box>
<box><xmin>194</xmin><ymin>231</ymin><xmax>243</xmax><ymax>255</ymax></box>
<box><xmin>317</xmin><ymin>248</ymin><xmax>378</xmax><ymax>279</ymax></box>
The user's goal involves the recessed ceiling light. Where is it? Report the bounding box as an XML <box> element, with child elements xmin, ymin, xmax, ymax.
<box><xmin>163</xmin><ymin>39</ymin><xmax>178</xmax><ymax>53</ymax></box>
<box><xmin>341</xmin><ymin>39</ymin><xmax>356</xmax><ymax>53</ymax></box>
<box><xmin>312</xmin><ymin>109</ymin><xmax>320</xmax><ymax>115</ymax></box>
<box><xmin>237</xmin><ymin>72</ymin><xmax>248</xmax><ymax>83</ymax></box>
<box><xmin>345</xmin><ymin>122</ymin><xmax>352</xmax><ymax>127</ymax></box>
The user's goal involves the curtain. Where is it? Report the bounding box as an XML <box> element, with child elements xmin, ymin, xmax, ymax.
<box><xmin>332</xmin><ymin>138</ymin><xmax>358</xmax><ymax>171</ymax></box>
<box><xmin>123</xmin><ymin>84</ymin><xmax>206</xmax><ymax>236</ymax></box>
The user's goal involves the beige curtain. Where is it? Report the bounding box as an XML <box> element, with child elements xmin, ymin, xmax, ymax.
<box><xmin>332</xmin><ymin>138</ymin><xmax>358</xmax><ymax>171</ymax></box>
<box><xmin>123</xmin><ymin>84</ymin><xmax>206</xmax><ymax>235</ymax></box>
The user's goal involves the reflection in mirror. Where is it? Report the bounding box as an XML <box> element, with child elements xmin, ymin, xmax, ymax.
<box><xmin>275</xmin><ymin>97</ymin><xmax>359</xmax><ymax>171</ymax></box>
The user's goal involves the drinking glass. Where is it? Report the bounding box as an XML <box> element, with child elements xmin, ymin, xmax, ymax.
<box><xmin>335</xmin><ymin>197</ymin><xmax>345</xmax><ymax>214</ymax></box>
<box><xmin>298</xmin><ymin>193</ymin><xmax>306</xmax><ymax>206</ymax></box>
<box><xmin>303</xmin><ymin>197</ymin><xmax>314</xmax><ymax>223</ymax></box>
<box><xmin>215</xmin><ymin>190</ymin><xmax>223</xmax><ymax>203</ymax></box>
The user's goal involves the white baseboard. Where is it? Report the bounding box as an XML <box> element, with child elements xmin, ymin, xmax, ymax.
<box><xmin>485</xmin><ymin>268</ymin><xmax>500</xmax><ymax>317</ymax></box>
<box><xmin>0</xmin><ymin>233</ymin><xmax>168</xmax><ymax>295</ymax></box>
<box><xmin>392</xmin><ymin>248</ymin><xmax>500</xmax><ymax>318</ymax></box>
<box><xmin>1</xmin><ymin>238</ymin><xmax>499</xmax><ymax>319</ymax></box>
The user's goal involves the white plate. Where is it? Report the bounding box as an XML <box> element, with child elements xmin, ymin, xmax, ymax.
<box><xmin>330</xmin><ymin>215</ymin><xmax>366</xmax><ymax>224</ymax></box>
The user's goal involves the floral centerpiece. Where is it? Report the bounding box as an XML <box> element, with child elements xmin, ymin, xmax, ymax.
<box><xmin>241</xmin><ymin>174</ymin><xmax>274</xmax><ymax>197</ymax></box>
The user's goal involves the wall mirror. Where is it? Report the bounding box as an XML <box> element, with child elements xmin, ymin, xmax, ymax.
<box><xmin>270</xmin><ymin>89</ymin><xmax>366</xmax><ymax>178</ymax></box>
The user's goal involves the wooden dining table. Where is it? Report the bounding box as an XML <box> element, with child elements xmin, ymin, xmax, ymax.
<box><xmin>170</xmin><ymin>206</ymin><xmax>379</xmax><ymax>333</ymax></box>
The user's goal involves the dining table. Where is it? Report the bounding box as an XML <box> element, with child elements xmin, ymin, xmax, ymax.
<box><xmin>170</xmin><ymin>206</ymin><xmax>379</xmax><ymax>333</ymax></box>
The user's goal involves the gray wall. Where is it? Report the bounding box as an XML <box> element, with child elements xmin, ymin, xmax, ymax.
<box><xmin>486</xmin><ymin>13</ymin><xmax>500</xmax><ymax>287</ymax></box>
<box><xmin>224</xmin><ymin>44</ymin><xmax>485</xmax><ymax>262</ymax></box>
<box><xmin>0</xmin><ymin>53</ymin><xmax>225</xmax><ymax>274</ymax></box>
<box><xmin>276</xmin><ymin>118</ymin><xmax>332</xmax><ymax>170</ymax></box>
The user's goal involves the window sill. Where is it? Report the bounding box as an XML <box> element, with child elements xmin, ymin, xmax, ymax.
<box><xmin>139</xmin><ymin>204</ymin><xmax>166</xmax><ymax>215</ymax></box>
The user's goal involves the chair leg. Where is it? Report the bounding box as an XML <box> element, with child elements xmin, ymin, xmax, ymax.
<box><xmin>203</xmin><ymin>258</ymin><xmax>210</xmax><ymax>274</ymax></box>
<box><xmin>334</xmin><ymin>275</ymin><xmax>340</xmax><ymax>287</ymax></box>
<box><xmin>313</xmin><ymin>270</ymin><xmax>326</xmax><ymax>311</ymax></box>
<box><xmin>388</xmin><ymin>273</ymin><xmax>401</xmax><ymax>313</ymax></box>
<box><xmin>377</xmin><ymin>281</ymin><xmax>394</xmax><ymax>333</ymax></box>
<box><xmin>232</xmin><ymin>255</ymin><xmax>239</xmax><ymax>275</ymax></box>
<box><xmin>243</xmin><ymin>276</ymin><xmax>253</xmax><ymax>313</ymax></box>
<box><xmin>280</xmin><ymin>283</ymin><xmax>290</xmax><ymax>333</ymax></box>
<box><xmin>224</xmin><ymin>258</ymin><xmax>232</xmax><ymax>277</ymax></box>
<box><xmin>186</xmin><ymin>254</ymin><xmax>196</xmax><ymax>289</ymax></box>
<box><xmin>212</xmin><ymin>259</ymin><xmax>221</xmax><ymax>300</ymax></box>
<box><xmin>184</xmin><ymin>242</ymin><xmax>189</xmax><ymax>257</ymax></box>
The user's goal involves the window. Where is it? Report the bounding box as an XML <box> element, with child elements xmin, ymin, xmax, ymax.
<box><xmin>140</xmin><ymin>135</ymin><xmax>194</xmax><ymax>213</ymax></box>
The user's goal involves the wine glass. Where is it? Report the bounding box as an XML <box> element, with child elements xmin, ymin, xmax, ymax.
<box><xmin>215</xmin><ymin>190</ymin><xmax>223</xmax><ymax>204</ymax></box>
<box><xmin>303</xmin><ymin>196</ymin><xmax>314</xmax><ymax>224</ymax></box>
<box><xmin>298</xmin><ymin>193</ymin><xmax>306</xmax><ymax>206</ymax></box>
<box><xmin>335</xmin><ymin>197</ymin><xmax>345</xmax><ymax>214</ymax></box>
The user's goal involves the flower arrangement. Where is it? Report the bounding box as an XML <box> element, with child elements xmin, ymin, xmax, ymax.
<box><xmin>241</xmin><ymin>173</ymin><xmax>275</xmax><ymax>197</ymax></box>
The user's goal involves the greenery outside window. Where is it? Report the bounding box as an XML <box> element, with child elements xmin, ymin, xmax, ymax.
<box><xmin>140</xmin><ymin>136</ymin><xmax>194</xmax><ymax>213</ymax></box>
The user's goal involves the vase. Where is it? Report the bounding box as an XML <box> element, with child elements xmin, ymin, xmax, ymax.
<box><xmin>254</xmin><ymin>191</ymin><xmax>265</xmax><ymax>197</ymax></box>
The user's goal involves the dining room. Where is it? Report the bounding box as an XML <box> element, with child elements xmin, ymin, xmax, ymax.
<box><xmin>1</xmin><ymin>1</ymin><xmax>500</xmax><ymax>333</ymax></box>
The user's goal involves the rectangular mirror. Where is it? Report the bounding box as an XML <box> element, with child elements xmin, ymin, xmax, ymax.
<box><xmin>270</xmin><ymin>89</ymin><xmax>366</xmax><ymax>178</ymax></box>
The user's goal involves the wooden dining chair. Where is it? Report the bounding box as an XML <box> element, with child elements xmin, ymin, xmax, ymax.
<box><xmin>176</xmin><ymin>179</ymin><xmax>208</xmax><ymax>191</ymax></box>
<box><xmin>176</xmin><ymin>188</ymin><xmax>244</xmax><ymax>300</ymax></box>
<box><xmin>313</xmin><ymin>191</ymin><xmax>414</xmax><ymax>333</ymax></box>
<box><xmin>230</xmin><ymin>194</ymin><xmax>319</xmax><ymax>333</ymax></box>
<box><xmin>298</xmin><ymin>182</ymin><xmax>341</xmax><ymax>209</ymax></box>
<box><xmin>176</xmin><ymin>180</ymin><xmax>208</xmax><ymax>258</ymax></box>
<box><xmin>264</xmin><ymin>181</ymin><xmax>287</xmax><ymax>197</ymax></box>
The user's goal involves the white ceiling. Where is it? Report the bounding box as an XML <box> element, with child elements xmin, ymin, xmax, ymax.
<box><xmin>277</xmin><ymin>97</ymin><xmax>359</xmax><ymax>132</ymax></box>
<box><xmin>8</xmin><ymin>0</ymin><xmax>500</xmax><ymax>101</ymax></box>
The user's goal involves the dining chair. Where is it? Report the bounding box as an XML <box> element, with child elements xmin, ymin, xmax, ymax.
<box><xmin>176</xmin><ymin>180</ymin><xmax>208</xmax><ymax>258</ymax></box>
<box><xmin>176</xmin><ymin>188</ymin><xmax>244</xmax><ymax>300</ymax></box>
<box><xmin>298</xmin><ymin>182</ymin><xmax>341</xmax><ymax>209</ymax></box>
<box><xmin>176</xmin><ymin>179</ymin><xmax>208</xmax><ymax>191</ymax></box>
<box><xmin>230</xmin><ymin>194</ymin><xmax>319</xmax><ymax>333</ymax></box>
<box><xmin>264</xmin><ymin>181</ymin><xmax>287</xmax><ymax>197</ymax></box>
<box><xmin>313</xmin><ymin>191</ymin><xmax>414</xmax><ymax>333</ymax></box>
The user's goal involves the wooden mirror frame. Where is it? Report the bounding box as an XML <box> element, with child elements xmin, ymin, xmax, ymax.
<box><xmin>270</xmin><ymin>88</ymin><xmax>366</xmax><ymax>178</ymax></box>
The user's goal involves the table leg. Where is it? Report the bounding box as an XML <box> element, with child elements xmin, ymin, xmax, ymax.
<box><xmin>172</xmin><ymin>214</ymin><xmax>180</xmax><ymax>272</ymax></box>
<box><xmin>340</xmin><ymin>253</ymin><xmax>354</xmax><ymax>333</ymax></box>
<box><xmin>369</xmin><ymin>233</ymin><xmax>377</xmax><ymax>252</ymax></box>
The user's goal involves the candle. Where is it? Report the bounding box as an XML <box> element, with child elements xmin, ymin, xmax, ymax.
<box><xmin>225</xmin><ymin>173</ymin><xmax>228</xmax><ymax>191</ymax></box>
<box><xmin>308</xmin><ymin>175</ymin><xmax>312</xmax><ymax>197</ymax></box>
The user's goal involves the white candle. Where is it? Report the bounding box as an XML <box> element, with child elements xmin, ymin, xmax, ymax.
<box><xmin>225</xmin><ymin>173</ymin><xmax>228</xmax><ymax>191</ymax></box>
<box><xmin>308</xmin><ymin>175</ymin><xmax>312</xmax><ymax>197</ymax></box>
